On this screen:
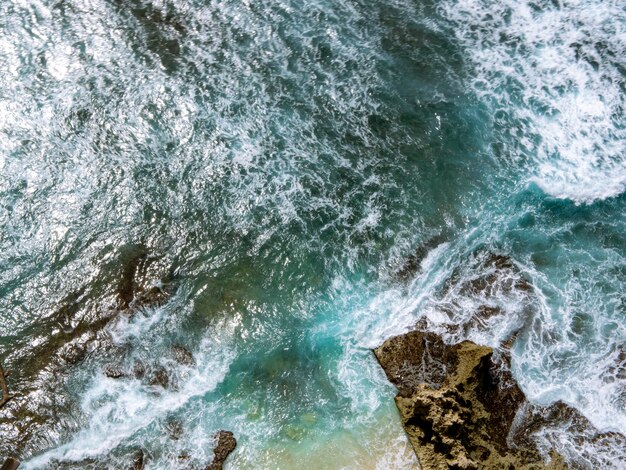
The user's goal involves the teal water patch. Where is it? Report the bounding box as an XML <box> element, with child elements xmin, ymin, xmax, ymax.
<box><xmin>22</xmin><ymin>272</ymin><xmax>416</xmax><ymax>468</ymax></box>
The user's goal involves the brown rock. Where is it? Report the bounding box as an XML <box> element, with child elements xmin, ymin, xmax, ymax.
<box><xmin>431</xmin><ymin>251</ymin><xmax>535</xmax><ymax>348</ymax></box>
<box><xmin>373</xmin><ymin>330</ymin><xmax>459</xmax><ymax>396</ymax></box>
<box><xmin>117</xmin><ymin>245</ymin><xmax>148</xmax><ymax>310</ymax></box>
<box><xmin>374</xmin><ymin>331</ymin><xmax>564</xmax><ymax>469</ymax></box>
<box><xmin>117</xmin><ymin>245</ymin><xmax>170</xmax><ymax>311</ymax></box>
<box><xmin>377</xmin><ymin>251</ymin><xmax>625</xmax><ymax>468</ymax></box>
<box><xmin>457</xmin><ymin>252</ymin><xmax>532</xmax><ymax>295</ymax></box>
<box><xmin>0</xmin><ymin>247</ymin><xmax>173</xmax><ymax>458</ymax></box>
<box><xmin>395</xmin><ymin>235</ymin><xmax>446</xmax><ymax>282</ymax></box>
<box><xmin>59</xmin><ymin>341</ymin><xmax>88</xmax><ymax>365</ymax></box>
<box><xmin>130</xmin><ymin>449</ymin><xmax>144</xmax><ymax>470</ymax></box>
<box><xmin>104</xmin><ymin>365</ymin><xmax>127</xmax><ymax>379</ymax></box>
<box><xmin>1</xmin><ymin>457</ymin><xmax>20</xmax><ymax>470</ymax></box>
<box><xmin>148</xmin><ymin>367</ymin><xmax>169</xmax><ymax>388</ymax></box>
<box><xmin>510</xmin><ymin>400</ymin><xmax>624</xmax><ymax>457</ymax></box>
<box><xmin>205</xmin><ymin>430</ymin><xmax>237</xmax><ymax>470</ymax></box>
<box><xmin>133</xmin><ymin>360</ymin><xmax>146</xmax><ymax>379</ymax></box>
<box><xmin>170</xmin><ymin>345</ymin><xmax>195</xmax><ymax>366</ymax></box>
<box><xmin>165</xmin><ymin>419</ymin><xmax>183</xmax><ymax>440</ymax></box>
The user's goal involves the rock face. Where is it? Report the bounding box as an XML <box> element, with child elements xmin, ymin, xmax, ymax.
<box><xmin>130</xmin><ymin>449</ymin><xmax>144</xmax><ymax>470</ymax></box>
<box><xmin>169</xmin><ymin>345</ymin><xmax>195</xmax><ymax>366</ymax></box>
<box><xmin>374</xmin><ymin>330</ymin><xmax>565</xmax><ymax>469</ymax></box>
<box><xmin>1</xmin><ymin>457</ymin><xmax>20</xmax><ymax>470</ymax></box>
<box><xmin>377</xmin><ymin>251</ymin><xmax>625</xmax><ymax>468</ymax></box>
<box><xmin>206</xmin><ymin>431</ymin><xmax>237</xmax><ymax>470</ymax></box>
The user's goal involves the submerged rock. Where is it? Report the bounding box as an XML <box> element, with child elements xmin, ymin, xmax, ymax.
<box><xmin>117</xmin><ymin>245</ymin><xmax>170</xmax><ymax>312</ymax></box>
<box><xmin>205</xmin><ymin>431</ymin><xmax>237</xmax><ymax>470</ymax></box>
<box><xmin>130</xmin><ymin>449</ymin><xmax>144</xmax><ymax>470</ymax></box>
<box><xmin>1</xmin><ymin>457</ymin><xmax>20</xmax><ymax>470</ymax></box>
<box><xmin>58</xmin><ymin>340</ymin><xmax>89</xmax><ymax>365</ymax></box>
<box><xmin>395</xmin><ymin>235</ymin><xmax>446</xmax><ymax>282</ymax></box>
<box><xmin>374</xmin><ymin>330</ymin><xmax>625</xmax><ymax>469</ymax></box>
<box><xmin>165</xmin><ymin>419</ymin><xmax>183</xmax><ymax>440</ymax></box>
<box><xmin>509</xmin><ymin>400</ymin><xmax>625</xmax><ymax>463</ymax></box>
<box><xmin>103</xmin><ymin>365</ymin><xmax>128</xmax><ymax>379</ymax></box>
<box><xmin>169</xmin><ymin>345</ymin><xmax>195</xmax><ymax>366</ymax></box>
<box><xmin>133</xmin><ymin>360</ymin><xmax>146</xmax><ymax>379</ymax></box>
<box><xmin>148</xmin><ymin>366</ymin><xmax>170</xmax><ymax>388</ymax></box>
<box><xmin>420</xmin><ymin>251</ymin><xmax>537</xmax><ymax>349</ymax></box>
<box><xmin>0</xmin><ymin>244</ymin><xmax>173</xmax><ymax>459</ymax></box>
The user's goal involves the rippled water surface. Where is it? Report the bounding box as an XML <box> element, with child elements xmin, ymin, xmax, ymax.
<box><xmin>0</xmin><ymin>0</ymin><xmax>624</xmax><ymax>468</ymax></box>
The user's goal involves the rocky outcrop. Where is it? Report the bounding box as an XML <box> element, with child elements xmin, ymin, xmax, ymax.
<box><xmin>104</xmin><ymin>365</ymin><xmax>128</xmax><ymax>379</ymax></box>
<box><xmin>102</xmin><ymin>345</ymin><xmax>194</xmax><ymax>388</ymax></box>
<box><xmin>116</xmin><ymin>245</ymin><xmax>170</xmax><ymax>311</ymax></box>
<box><xmin>0</xmin><ymin>457</ymin><xmax>20</xmax><ymax>470</ymax></box>
<box><xmin>395</xmin><ymin>235</ymin><xmax>447</xmax><ymax>282</ymax></box>
<box><xmin>375</xmin><ymin>331</ymin><xmax>541</xmax><ymax>469</ymax></box>
<box><xmin>0</xmin><ymin>245</ymin><xmax>173</xmax><ymax>459</ymax></box>
<box><xmin>377</xmin><ymin>249</ymin><xmax>626</xmax><ymax>468</ymax></box>
<box><xmin>169</xmin><ymin>345</ymin><xmax>195</xmax><ymax>366</ymax></box>
<box><xmin>206</xmin><ymin>431</ymin><xmax>237</xmax><ymax>470</ymax></box>
<box><xmin>374</xmin><ymin>330</ymin><xmax>623</xmax><ymax>469</ymax></box>
<box><xmin>130</xmin><ymin>449</ymin><xmax>144</xmax><ymax>470</ymax></box>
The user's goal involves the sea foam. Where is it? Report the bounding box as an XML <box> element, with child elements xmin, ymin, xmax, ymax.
<box><xmin>442</xmin><ymin>0</ymin><xmax>626</xmax><ymax>204</ymax></box>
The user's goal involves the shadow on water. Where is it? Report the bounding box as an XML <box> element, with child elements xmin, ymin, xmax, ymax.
<box><xmin>112</xmin><ymin>0</ymin><xmax>187</xmax><ymax>73</ymax></box>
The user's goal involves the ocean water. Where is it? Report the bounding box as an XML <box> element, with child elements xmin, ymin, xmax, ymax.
<box><xmin>0</xmin><ymin>0</ymin><xmax>624</xmax><ymax>468</ymax></box>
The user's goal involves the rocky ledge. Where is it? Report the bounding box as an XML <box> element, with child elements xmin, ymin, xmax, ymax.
<box><xmin>206</xmin><ymin>430</ymin><xmax>237</xmax><ymax>470</ymax></box>
<box><xmin>374</xmin><ymin>330</ymin><xmax>621</xmax><ymax>469</ymax></box>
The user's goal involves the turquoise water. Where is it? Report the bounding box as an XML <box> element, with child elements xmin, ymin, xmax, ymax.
<box><xmin>0</xmin><ymin>0</ymin><xmax>624</xmax><ymax>468</ymax></box>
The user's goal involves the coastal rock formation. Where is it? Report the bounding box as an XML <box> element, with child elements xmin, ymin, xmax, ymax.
<box><xmin>438</xmin><ymin>251</ymin><xmax>534</xmax><ymax>341</ymax></box>
<box><xmin>394</xmin><ymin>235</ymin><xmax>447</xmax><ymax>282</ymax></box>
<box><xmin>169</xmin><ymin>345</ymin><xmax>195</xmax><ymax>366</ymax></box>
<box><xmin>206</xmin><ymin>430</ymin><xmax>237</xmax><ymax>470</ymax></box>
<box><xmin>117</xmin><ymin>244</ymin><xmax>171</xmax><ymax>311</ymax></box>
<box><xmin>376</xmin><ymin>331</ymin><xmax>534</xmax><ymax>468</ymax></box>
<box><xmin>374</xmin><ymin>330</ymin><xmax>622</xmax><ymax>469</ymax></box>
<box><xmin>130</xmin><ymin>449</ymin><xmax>144</xmax><ymax>470</ymax></box>
<box><xmin>0</xmin><ymin>457</ymin><xmax>20</xmax><ymax>470</ymax></box>
<box><xmin>392</xmin><ymin>250</ymin><xmax>537</xmax><ymax>356</ymax></box>
<box><xmin>378</xmin><ymin>250</ymin><xmax>625</xmax><ymax>468</ymax></box>
<box><xmin>0</xmin><ymin>245</ymin><xmax>173</xmax><ymax>459</ymax></box>
<box><xmin>374</xmin><ymin>330</ymin><xmax>543</xmax><ymax>469</ymax></box>
<box><xmin>104</xmin><ymin>364</ymin><xmax>128</xmax><ymax>379</ymax></box>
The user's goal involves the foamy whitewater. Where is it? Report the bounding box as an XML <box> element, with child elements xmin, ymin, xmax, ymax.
<box><xmin>0</xmin><ymin>0</ymin><xmax>624</xmax><ymax>468</ymax></box>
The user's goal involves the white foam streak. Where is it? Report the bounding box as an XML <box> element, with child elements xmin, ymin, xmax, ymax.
<box><xmin>24</xmin><ymin>340</ymin><xmax>234</xmax><ymax>469</ymax></box>
<box><xmin>24</xmin><ymin>298</ymin><xmax>236</xmax><ymax>469</ymax></box>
